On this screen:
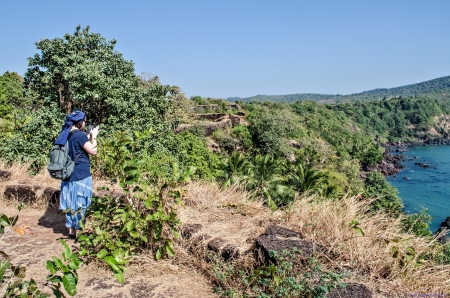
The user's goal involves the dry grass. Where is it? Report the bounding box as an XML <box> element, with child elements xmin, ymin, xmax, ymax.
<box><xmin>174</xmin><ymin>183</ymin><xmax>450</xmax><ymax>297</ymax></box>
<box><xmin>1</xmin><ymin>163</ymin><xmax>449</xmax><ymax>296</ymax></box>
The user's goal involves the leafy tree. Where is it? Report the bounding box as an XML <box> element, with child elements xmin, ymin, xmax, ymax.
<box><xmin>231</xmin><ymin>124</ymin><xmax>252</xmax><ymax>150</ymax></box>
<box><xmin>23</xmin><ymin>25</ymin><xmax>175</xmax><ymax>133</ymax></box>
<box><xmin>1</xmin><ymin>26</ymin><xmax>177</xmax><ymax>171</ymax></box>
<box><xmin>250</xmin><ymin>113</ymin><xmax>289</xmax><ymax>157</ymax></box>
<box><xmin>364</xmin><ymin>172</ymin><xmax>403</xmax><ymax>213</ymax></box>
<box><xmin>0</xmin><ymin>71</ymin><xmax>24</xmax><ymax>117</ymax></box>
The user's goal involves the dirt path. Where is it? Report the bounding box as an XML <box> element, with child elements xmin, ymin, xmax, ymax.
<box><xmin>0</xmin><ymin>204</ymin><xmax>216</xmax><ymax>298</ymax></box>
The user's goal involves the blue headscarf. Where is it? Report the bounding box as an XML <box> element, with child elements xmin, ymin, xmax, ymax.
<box><xmin>54</xmin><ymin>110</ymin><xmax>86</xmax><ymax>145</ymax></box>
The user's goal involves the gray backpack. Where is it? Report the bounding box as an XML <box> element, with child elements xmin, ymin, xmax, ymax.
<box><xmin>47</xmin><ymin>130</ymin><xmax>83</xmax><ymax>180</ymax></box>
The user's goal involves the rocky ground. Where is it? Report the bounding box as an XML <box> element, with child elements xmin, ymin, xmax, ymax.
<box><xmin>0</xmin><ymin>204</ymin><xmax>216</xmax><ymax>298</ymax></box>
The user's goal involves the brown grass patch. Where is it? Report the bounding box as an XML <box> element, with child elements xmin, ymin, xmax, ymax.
<box><xmin>1</xmin><ymin>164</ymin><xmax>449</xmax><ymax>296</ymax></box>
<box><xmin>174</xmin><ymin>183</ymin><xmax>450</xmax><ymax>296</ymax></box>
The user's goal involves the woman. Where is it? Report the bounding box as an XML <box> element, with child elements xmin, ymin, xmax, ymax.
<box><xmin>55</xmin><ymin>110</ymin><xmax>99</xmax><ymax>239</ymax></box>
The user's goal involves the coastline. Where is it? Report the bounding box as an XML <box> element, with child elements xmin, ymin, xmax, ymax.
<box><xmin>382</xmin><ymin>141</ymin><xmax>450</xmax><ymax>236</ymax></box>
<box><xmin>368</xmin><ymin>138</ymin><xmax>450</xmax><ymax>178</ymax></box>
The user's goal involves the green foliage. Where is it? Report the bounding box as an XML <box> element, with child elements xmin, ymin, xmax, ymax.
<box><xmin>212</xmin><ymin>129</ymin><xmax>237</xmax><ymax>153</ymax></box>
<box><xmin>213</xmin><ymin>249</ymin><xmax>346</xmax><ymax>298</ymax></box>
<box><xmin>46</xmin><ymin>240</ymin><xmax>82</xmax><ymax>296</ymax></box>
<box><xmin>364</xmin><ymin>172</ymin><xmax>403</xmax><ymax>213</ymax></box>
<box><xmin>231</xmin><ymin>124</ymin><xmax>252</xmax><ymax>150</ymax></box>
<box><xmin>0</xmin><ymin>71</ymin><xmax>24</xmax><ymax>117</ymax></box>
<box><xmin>186</xmin><ymin>124</ymin><xmax>207</xmax><ymax>137</ymax></box>
<box><xmin>191</xmin><ymin>95</ymin><xmax>205</xmax><ymax>105</ymax></box>
<box><xmin>229</xmin><ymin>75</ymin><xmax>450</xmax><ymax>104</ymax></box>
<box><xmin>292</xmin><ymin>101</ymin><xmax>383</xmax><ymax>166</ymax></box>
<box><xmin>78</xmin><ymin>163</ymin><xmax>192</xmax><ymax>283</ymax></box>
<box><xmin>329</xmin><ymin>96</ymin><xmax>450</xmax><ymax>142</ymax></box>
<box><xmin>0</xmin><ymin>103</ymin><xmax>64</xmax><ymax>172</ymax></box>
<box><xmin>171</xmin><ymin>132</ymin><xmax>220</xmax><ymax>180</ymax></box>
<box><xmin>402</xmin><ymin>208</ymin><xmax>433</xmax><ymax>237</ymax></box>
<box><xmin>217</xmin><ymin>151</ymin><xmax>250</xmax><ymax>187</ymax></box>
<box><xmin>246</xmin><ymin>155</ymin><xmax>291</xmax><ymax>210</ymax></box>
<box><xmin>349</xmin><ymin>219</ymin><xmax>365</xmax><ymax>236</ymax></box>
<box><xmin>288</xmin><ymin>163</ymin><xmax>324</xmax><ymax>195</ymax></box>
<box><xmin>250</xmin><ymin>113</ymin><xmax>289</xmax><ymax>157</ymax></box>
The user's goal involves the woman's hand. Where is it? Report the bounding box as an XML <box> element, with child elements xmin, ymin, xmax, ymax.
<box><xmin>90</xmin><ymin>126</ymin><xmax>100</xmax><ymax>139</ymax></box>
<box><xmin>84</xmin><ymin>126</ymin><xmax>100</xmax><ymax>155</ymax></box>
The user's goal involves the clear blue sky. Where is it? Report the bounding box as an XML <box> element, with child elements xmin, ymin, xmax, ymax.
<box><xmin>1</xmin><ymin>0</ymin><xmax>449</xmax><ymax>98</ymax></box>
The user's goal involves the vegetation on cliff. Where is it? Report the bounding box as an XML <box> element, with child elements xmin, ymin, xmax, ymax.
<box><xmin>1</xmin><ymin>26</ymin><xmax>450</xmax><ymax>296</ymax></box>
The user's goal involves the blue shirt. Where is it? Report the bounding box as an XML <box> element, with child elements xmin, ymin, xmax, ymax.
<box><xmin>67</xmin><ymin>130</ymin><xmax>91</xmax><ymax>182</ymax></box>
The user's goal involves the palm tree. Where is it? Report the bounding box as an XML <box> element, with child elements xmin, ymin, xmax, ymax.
<box><xmin>288</xmin><ymin>162</ymin><xmax>324</xmax><ymax>194</ymax></box>
<box><xmin>246</xmin><ymin>154</ymin><xmax>291</xmax><ymax>210</ymax></box>
<box><xmin>217</xmin><ymin>151</ymin><xmax>250</xmax><ymax>188</ymax></box>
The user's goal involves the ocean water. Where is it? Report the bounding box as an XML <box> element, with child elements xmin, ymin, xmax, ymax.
<box><xmin>386</xmin><ymin>145</ymin><xmax>450</xmax><ymax>232</ymax></box>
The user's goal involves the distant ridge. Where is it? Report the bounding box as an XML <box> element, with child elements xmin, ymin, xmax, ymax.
<box><xmin>227</xmin><ymin>76</ymin><xmax>450</xmax><ymax>103</ymax></box>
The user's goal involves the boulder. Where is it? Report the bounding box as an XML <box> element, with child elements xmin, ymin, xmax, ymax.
<box><xmin>0</xmin><ymin>170</ymin><xmax>11</xmax><ymax>181</ymax></box>
<box><xmin>181</xmin><ymin>224</ymin><xmax>203</xmax><ymax>240</ymax></box>
<box><xmin>4</xmin><ymin>185</ymin><xmax>41</xmax><ymax>203</ymax></box>
<box><xmin>207</xmin><ymin>138</ymin><xmax>221</xmax><ymax>154</ymax></box>
<box><xmin>43</xmin><ymin>187</ymin><xmax>60</xmax><ymax>207</ymax></box>
<box><xmin>255</xmin><ymin>224</ymin><xmax>325</xmax><ymax>263</ymax></box>
<box><xmin>436</xmin><ymin>217</ymin><xmax>450</xmax><ymax>244</ymax></box>
<box><xmin>327</xmin><ymin>283</ymin><xmax>372</xmax><ymax>298</ymax></box>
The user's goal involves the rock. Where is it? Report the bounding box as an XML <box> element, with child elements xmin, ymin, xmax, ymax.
<box><xmin>287</xmin><ymin>139</ymin><xmax>302</xmax><ymax>148</ymax></box>
<box><xmin>207</xmin><ymin>238</ymin><xmax>227</xmax><ymax>253</ymax></box>
<box><xmin>403</xmin><ymin>177</ymin><xmax>410</xmax><ymax>180</ymax></box>
<box><xmin>255</xmin><ymin>224</ymin><xmax>325</xmax><ymax>263</ymax></box>
<box><xmin>327</xmin><ymin>283</ymin><xmax>372</xmax><ymax>298</ymax></box>
<box><xmin>207</xmin><ymin>138</ymin><xmax>221</xmax><ymax>154</ymax></box>
<box><xmin>221</xmin><ymin>244</ymin><xmax>240</xmax><ymax>261</ymax></box>
<box><xmin>265</xmin><ymin>224</ymin><xmax>303</xmax><ymax>238</ymax></box>
<box><xmin>363</xmin><ymin>150</ymin><xmax>405</xmax><ymax>177</ymax></box>
<box><xmin>436</xmin><ymin>217</ymin><xmax>450</xmax><ymax>244</ymax></box>
<box><xmin>0</xmin><ymin>170</ymin><xmax>11</xmax><ymax>181</ymax></box>
<box><xmin>43</xmin><ymin>187</ymin><xmax>60</xmax><ymax>207</ymax></box>
<box><xmin>181</xmin><ymin>224</ymin><xmax>202</xmax><ymax>240</ymax></box>
<box><xmin>4</xmin><ymin>185</ymin><xmax>41</xmax><ymax>203</ymax></box>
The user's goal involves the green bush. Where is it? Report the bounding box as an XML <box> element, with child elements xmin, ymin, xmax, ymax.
<box><xmin>364</xmin><ymin>172</ymin><xmax>403</xmax><ymax>213</ymax></box>
<box><xmin>213</xmin><ymin>249</ymin><xmax>346</xmax><ymax>298</ymax></box>
<box><xmin>402</xmin><ymin>208</ymin><xmax>433</xmax><ymax>237</ymax></box>
<box><xmin>212</xmin><ymin>129</ymin><xmax>237</xmax><ymax>153</ymax></box>
<box><xmin>231</xmin><ymin>124</ymin><xmax>252</xmax><ymax>150</ymax></box>
<box><xmin>171</xmin><ymin>132</ymin><xmax>220</xmax><ymax>180</ymax></box>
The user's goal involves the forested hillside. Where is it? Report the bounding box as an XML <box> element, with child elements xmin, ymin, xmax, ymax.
<box><xmin>1</xmin><ymin>26</ymin><xmax>450</xmax><ymax>297</ymax></box>
<box><xmin>228</xmin><ymin>75</ymin><xmax>450</xmax><ymax>103</ymax></box>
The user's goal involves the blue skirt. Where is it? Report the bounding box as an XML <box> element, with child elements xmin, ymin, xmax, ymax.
<box><xmin>60</xmin><ymin>176</ymin><xmax>92</xmax><ymax>229</ymax></box>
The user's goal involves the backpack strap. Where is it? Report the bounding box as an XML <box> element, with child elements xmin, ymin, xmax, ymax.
<box><xmin>68</xmin><ymin>130</ymin><xmax>86</xmax><ymax>163</ymax></box>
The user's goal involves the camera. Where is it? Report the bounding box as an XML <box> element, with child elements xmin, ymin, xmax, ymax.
<box><xmin>86</xmin><ymin>124</ymin><xmax>98</xmax><ymax>135</ymax></box>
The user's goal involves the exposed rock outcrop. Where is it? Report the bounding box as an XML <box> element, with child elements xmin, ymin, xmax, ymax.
<box><xmin>362</xmin><ymin>150</ymin><xmax>406</xmax><ymax>177</ymax></box>
<box><xmin>174</xmin><ymin>113</ymin><xmax>248</xmax><ymax>136</ymax></box>
<box><xmin>327</xmin><ymin>283</ymin><xmax>372</xmax><ymax>298</ymax></box>
<box><xmin>436</xmin><ymin>217</ymin><xmax>450</xmax><ymax>244</ymax></box>
<box><xmin>255</xmin><ymin>224</ymin><xmax>325</xmax><ymax>263</ymax></box>
<box><xmin>0</xmin><ymin>170</ymin><xmax>11</xmax><ymax>181</ymax></box>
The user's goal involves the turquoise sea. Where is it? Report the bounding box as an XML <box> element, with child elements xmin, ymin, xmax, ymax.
<box><xmin>387</xmin><ymin>145</ymin><xmax>450</xmax><ymax>232</ymax></box>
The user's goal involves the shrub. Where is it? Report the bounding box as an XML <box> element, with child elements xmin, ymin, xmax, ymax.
<box><xmin>231</xmin><ymin>124</ymin><xmax>252</xmax><ymax>150</ymax></box>
<box><xmin>364</xmin><ymin>172</ymin><xmax>403</xmax><ymax>213</ymax></box>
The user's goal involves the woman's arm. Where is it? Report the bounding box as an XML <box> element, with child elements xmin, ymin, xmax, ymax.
<box><xmin>83</xmin><ymin>126</ymin><xmax>100</xmax><ymax>156</ymax></box>
<box><xmin>83</xmin><ymin>138</ymin><xmax>98</xmax><ymax>155</ymax></box>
